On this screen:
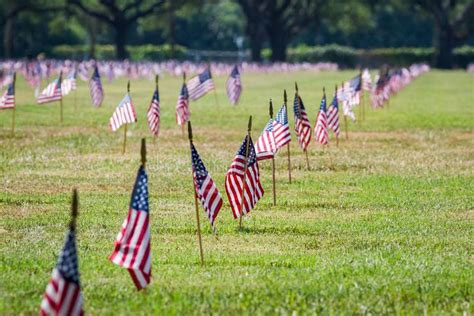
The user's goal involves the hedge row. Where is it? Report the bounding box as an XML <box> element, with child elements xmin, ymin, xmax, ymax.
<box><xmin>49</xmin><ymin>44</ymin><xmax>474</xmax><ymax>68</ymax></box>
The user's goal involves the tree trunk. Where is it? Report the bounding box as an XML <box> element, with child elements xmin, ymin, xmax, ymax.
<box><xmin>114</xmin><ymin>22</ymin><xmax>129</xmax><ymax>59</ymax></box>
<box><xmin>247</xmin><ymin>25</ymin><xmax>263</xmax><ymax>62</ymax></box>
<box><xmin>433</xmin><ymin>15</ymin><xmax>454</xmax><ymax>69</ymax></box>
<box><xmin>87</xmin><ymin>24</ymin><xmax>97</xmax><ymax>59</ymax></box>
<box><xmin>3</xmin><ymin>17</ymin><xmax>14</xmax><ymax>58</ymax></box>
<box><xmin>269</xmin><ymin>29</ymin><xmax>288</xmax><ymax>62</ymax></box>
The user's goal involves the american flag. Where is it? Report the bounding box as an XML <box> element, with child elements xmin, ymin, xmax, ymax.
<box><xmin>109</xmin><ymin>94</ymin><xmax>137</xmax><ymax>132</ymax></box>
<box><xmin>0</xmin><ymin>79</ymin><xmax>15</xmax><ymax>109</ymax></box>
<box><xmin>273</xmin><ymin>104</ymin><xmax>291</xmax><ymax>149</ymax></box>
<box><xmin>255</xmin><ymin>119</ymin><xmax>276</xmax><ymax>161</ymax></box>
<box><xmin>347</xmin><ymin>74</ymin><xmax>362</xmax><ymax>106</ymax></box>
<box><xmin>147</xmin><ymin>89</ymin><xmax>160</xmax><ymax>136</ymax></box>
<box><xmin>314</xmin><ymin>93</ymin><xmax>329</xmax><ymax>145</ymax></box>
<box><xmin>191</xmin><ymin>144</ymin><xmax>223</xmax><ymax>233</ymax></box>
<box><xmin>89</xmin><ymin>66</ymin><xmax>103</xmax><ymax>107</ymax></box>
<box><xmin>225</xmin><ymin>136</ymin><xmax>264</xmax><ymax>219</ymax></box>
<box><xmin>37</xmin><ymin>75</ymin><xmax>62</xmax><ymax>104</ymax></box>
<box><xmin>176</xmin><ymin>83</ymin><xmax>190</xmax><ymax>125</ymax></box>
<box><xmin>327</xmin><ymin>92</ymin><xmax>340</xmax><ymax>137</ymax></box>
<box><xmin>61</xmin><ymin>70</ymin><xmax>77</xmax><ymax>97</ymax></box>
<box><xmin>226</xmin><ymin>65</ymin><xmax>242</xmax><ymax>105</ymax></box>
<box><xmin>362</xmin><ymin>69</ymin><xmax>372</xmax><ymax>91</ymax></box>
<box><xmin>293</xmin><ymin>94</ymin><xmax>312</xmax><ymax>151</ymax></box>
<box><xmin>40</xmin><ymin>226</ymin><xmax>83</xmax><ymax>316</ymax></box>
<box><xmin>109</xmin><ymin>165</ymin><xmax>151</xmax><ymax>290</ymax></box>
<box><xmin>187</xmin><ymin>68</ymin><xmax>215</xmax><ymax>101</ymax></box>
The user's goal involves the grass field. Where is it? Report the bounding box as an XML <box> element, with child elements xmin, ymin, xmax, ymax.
<box><xmin>0</xmin><ymin>70</ymin><xmax>473</xmax><ymax>315</ymax></box>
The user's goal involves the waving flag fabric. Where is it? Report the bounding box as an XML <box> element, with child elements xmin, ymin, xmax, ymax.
<box><xmin>176</xmin><ymin>83</ymin><xmax>190</xmax><ymax>125</ymax></box>
<box><xmin>89</xmin><ymin>66</ymin><xmax>103</xmax><ymax>107</ymax></box>
<box><xmin>293</xmin><ymin>94</ymin><xmax>312</xmax><ymax>151</ymax></box>
<box><xmin>226</xmin><ymin>65</ymin><xmax>242</xmax><ymax>105</ymax></box>
<box><xmin>255</xmin><ymin>119</ymin><xmax>276</xmax><ymax>161</ymax></box>
<box><xmin>188</xmin><ymin>68</ymin><xmax>215</xmax><ymax>101</ymax></box>
<box><xmin>61</xmin><ymin>70</ymin><xmax>77</xmax><ymax>97</ymax></box>
<box><xmin>147</xmin><ymin>89</ymin><xmax>160</xmax><ymax>136</ymax></box>
<box><xmin>0</xmin><ymin>80</ymin><xmax>15</xmax><ymax>109</ymax></box>
<box><xmin>225</xmin><ymin>136</ymin><xmax>264</xmax><ymax>219</ymax></box>
<box><xmin>314</xmin><ymin>94</ymin><xmax>329</xmax><ymax>145</ymax></box>
<box><xmin>327</xmin><ymin>93</ymin><xmax>340</xmax><ymax>137</ymax></box>
<box><xmin>362</xmin><ymin>69</ymin><xmax>372</xmax><ymax>91</ymax></box>
<box><xmin>109</xmin><ymin>166</ymin><xmax>151</xmax><ymax>290</ymax></box>
<box><xmin>40</xmin><ymin>225</ymin><xmax>83</xmax><ymax>316</ymax></box>
<box><xmin>109</xmin><ymin>94</ymin><xmax>137</xmax><ymax>131</ymax></box>
<box><xmin>273</xmin><ymin>104</ymin><xmax>291</xmax><ymax>149</ymax></box>
<box><xmin>191</xmin><ymin>144</ymin><xmax>223</xmax><ymax>233</ymax></box>
<box><xmin>37</xmin><ymin>76</ymin><xmax>62</xmax><ymax>104</ymax></box>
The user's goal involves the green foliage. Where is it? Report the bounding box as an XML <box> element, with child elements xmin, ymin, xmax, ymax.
<box><xmin>51</xmin><ymin>44</ymin><xmax>187</xmax><ymax>60</ymax></box>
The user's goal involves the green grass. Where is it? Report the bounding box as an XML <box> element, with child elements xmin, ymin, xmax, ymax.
<box><xmin>0</xmin><ymin>70</ymin><xmax>473</xmax><ymax>315</ymax></box>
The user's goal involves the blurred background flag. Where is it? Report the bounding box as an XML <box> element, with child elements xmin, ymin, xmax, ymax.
<box><xmin>176</xmin><ymin>82</ymin><xmax>190</xmax><ymax>126</ymax></box>
<box><xmin>187</xmin><ymin>68</ymin><xmax>215</xmax><ymax>101</ymax></box>
<box><xmin>226</xmin><ymin>65</ymin><xmax>242</xmax><ymax>105</ymax></box>
<box><xmin>0</xmin><ymin>79</ymin><xmax>15</xmax><ymax>109</ymax></box>
<box><xmin>89</xmin><ymin>66</ymin><xmax>104</xmax><ymax>107</ymax></box>
<box><xmin>147</xmin><ymin>88</ymin><xmax>160</xmax><ymax>136</ymax></box>
<box><xmin>37</xmin><ymin>74</ymin><xmax>62</xmax><ymax>104</ymax></box>
<box><xmin>109</xmin><ymin>93</ymin><xmax>137</xmax><ymax>132</ymax></box>
<box><xmin>314</xmin><ymin>92</ymin><xmax>329</xmax><ymax>145</ymax></box>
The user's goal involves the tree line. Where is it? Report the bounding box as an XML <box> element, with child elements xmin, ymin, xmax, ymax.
<box><xmin>1</xmin><ymin>0</ymin><xmax>473</xmax><ymax>68</ymax></box>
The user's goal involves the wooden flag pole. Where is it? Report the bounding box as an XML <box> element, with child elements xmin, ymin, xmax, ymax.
<box><xmin>238</xmin><ymin>116</ymin><xmax>252</xmax><ymax>230</ymax></box>
<box><xmin>70</xmin><ymin>188</ymin><xmax>79</xmax><ymax>231</ymax></box>
<box><xmin>295</xmin><ymin>82</ymin><xmax>310</xmax><ymax>170</ymax></box>
<box><xmin>11</xmin><ymin>72</ymin><xmax>16</xmax><ymax>136</ymax></box>
<box><xmin>123</xmin><ymin>81</ymin><xmax>130</xmax><ymax>154</ymax></box>
<box><xmin>188</xmin><ymin>122</ymin><xmax>204</xmax><ymax>265</ymax></box>
<box><xmin>358</xmin><ymin>69</ymin><xmax>363</xmax><ymax>124</ymax></box>
<box><xmin>59</xmin><ymin>71</ymin><xmax>64</xmax><ymax>123</ymax></box>
<box><xmin>335</xmin><ymin>84</ymin><xmax>339</xmax><ymax>147</ymax></box>
<box><xmin>284</xmin><ymin>90</ymin><xmax>292</xmax><ymax>183</ymax></box>
<box><xmin>181</xmin><ymin>72</ymin><xmax>186</xmax><ymax>137</ymax></box>
<box><xmin>269</xmin><ymin>99</ymin><xmax>276</xmax><ymax>206</ymax></box>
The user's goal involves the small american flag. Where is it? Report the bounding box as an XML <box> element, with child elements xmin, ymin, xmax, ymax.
<box><xmin>314</xmin><ymin>93</ymin><xmax>329</xmax><ymax>145</ymax></box>
<box><xmin>0</xmin><ymin>79</ymin><xmax>15</xmax><ymax>109</ymax></box>
<box><xmin>293</xmin><ymin>95</ymin><xmax>312</xmax><ymax>151</ymax></box>
<box><xmin>273</xmin><ymin>104</ymin><xmax>291</xmax><ymax>149</ymax></box>
<box><xmin>89</xmin><ymin>66</ymin><xmax>103</xmax><ymax>107</ymax></box>
<box><xmin>327</xmin><ymin>93</ymin><xmax>340</xmax><ymax>137</ymax></box>
<box><xmin>226</xmin><ymin>65</ymin><xmax>242</xmax><ymax>105</ymax></box>
<box><xmin>188</xmin><ymin>68</ymin><xmax>215</xmax><ymax>101</ymax></box>
<box><xmin>225</xmin><ymin>136</ymin><xmax>264</xmax><ymax>219</ymax></box>
<box><xmin>40</xmin><ymin>226</ymin><xmax>83</xmax><ymax>315</ymax></box>
<box><xmin>109</xmin><ymin>94</ymin><xmax>137</xmax><ymax>132</ymax></box>
<box><xmin>347</xmin><ymin>74</ymin><xmax>362</xmax><ymax>106</ymax></box>
<box><xmin>191</xmin><ymin>144</ymin><xmax>223</xmax><ymax>233</ymax></box>
<box><xmin>109</xmin><ymin>166</ymin><xmax>151</xmax><ymax>290</ymax></box>
<box><xmin>61</xmin><ymin>70</ymin><xmax>77</xmax><ymax>97</ymax></box>
<box><xmin>37</xmin><ymin>75</ymin><xmax>62</xmax><ymax>104</ymax></box>
<box><xmin>176</xmin><ymin>83</ymin><xmax>190</xmax><ymax>125</ymax></box>
<box><xmin>147</xmin><ymin>89</ymin><xmax>160</xmax><ymax>136</ymax></box>
<box><xmin>255</xmin><ymin>119</ymin><xmax>276</xmax><ymax>161</ymax></box>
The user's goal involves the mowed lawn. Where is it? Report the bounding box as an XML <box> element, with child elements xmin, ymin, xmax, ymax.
<box><xmin>0</xmin><ymin>70</ymin><xmax>473</xmax><ymax>315</ymax></box>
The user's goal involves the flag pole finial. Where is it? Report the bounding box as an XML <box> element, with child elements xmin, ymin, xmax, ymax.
<box><xmin>269</xmin><ymin>99</ymin><xmax>273</xmax><ymax>118</ymax></box>
<box><xmin>183</xmin><ymin>71</ymin><xmax>186</xmax><ymax>83</ymax></box>
<box><xmin>187</xmin><ymin>121</ymin><xmax>193</xmax><ymax>142</ymax></box>
<box><xmin>323</xmin><ymin>86</ymin><xmax>326</xmax><ymax>96</ymax></box>
<box><xmin>295</xmin><ymin>82</ymin><xmax>298</xmax><ymax>92</ymax></box>
<box><xmin>127</xmin><ymin>80</ymin><xmax>130</xmax><ymax>93</ymax></box>
<box><xmin>284</xmin><ymin>89</ymin><xmax>287</xmax><ymax>103</ymax></box>
<box><xmin>335</xmin><ymin>84</ymin><xmax>338</xmax><ymax>92</ymax></box>
<box><xmin>248</xmin><ymin>115</ymin><xmax>252</xmax><ymax>133</ymax></box>
<box><xmin>155</xmin><ymin>75</ymin><xmax>159</xmax><ymax>90</ymax></box>
<box><xmin>70</xmin><ymin>189</ymin><xmax>78</xmax><ymax>230</ymax></box>
<box><xmin>141</xmin><ymin>138</ymin><xmax>146</xmax><ymax>167</ymax></box>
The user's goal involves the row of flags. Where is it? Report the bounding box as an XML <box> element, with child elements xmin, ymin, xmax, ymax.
<box><xmin>34</xmin><ymin>64</ymin><xmax>431</xmax><ymax>314</ymax></box>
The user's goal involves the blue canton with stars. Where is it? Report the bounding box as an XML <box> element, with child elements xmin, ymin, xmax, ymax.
<box><xmin>293</xmin><ymin>95</ymin><xmax>306</xmax><ymax>118</ymax></box>
<box><xmin>130</xmin><ymin>166</ymin><xmax>149</xmax><ymax>212</ymax></box>
<box><xmin>275</xmin><ymin>105</ymin><xmax>288</xmax><ymax>125</ymax></box>
<box><xmin>56</xmin><ymin>229</ymin><xmax>80</xmax><ymax>285</ymax></box>
<box><xmin>330</xmin><ymin>93</ymin><xmax>338</xmax><ymax>109</ymax></box>
<box><xmin>230</xmin><ymin>65</ymin><xmax>240</xmax><ymax>78</ymax></box>
<box><xmin>320</xmin><ymin>94</ymin><xmax>327</xmax><ymax>112</ymax></box>
<box><xmin>264</xmin><ymin>119</ymin><xmax>273</xmax><ymax>132</ymax></box>
<box><xmin>191</xmin><ymin>144</ymin><xmax>209</xmax><ymax>188</ymax></box>
<box><xmin>180</xmin><ymin>83</ymin><xmax>188</xmax><ymax>98</ymax></box>
<box><xmin>237</xmin><ymin>136</ymin><xmax>257</xmax><ymax>166</ymax></box>
<box><xmin>152</xmin><ymin>88</ymin><xmax>160</xmax><ymax>102</ymax></box>
<box><xmin>199</xmin><ymin>69</ymin><xmax>212</xmax><ymax>83</ymax></box>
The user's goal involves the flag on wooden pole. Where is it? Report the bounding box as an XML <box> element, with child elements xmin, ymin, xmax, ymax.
<box><xmin>109</xmin><ymin>88</ymin><xmax>137</xmax><ymax>132</ymax></box>
<box><xmin>147</xmin><ymin>75</ymin><xmax>160</xmax><ymax>137</ymax></box>
<box><xmin>293</xmin><ymin>83</ymin><xmax>312</xmax><ymax>151</ymax></box>
<box><xmin>225</xmin><ymin>117</ymin><xmax>263</xmax><ymax>221</ymax></box>
<box><xmin>327</xmin><ymin>85</ymin><xmax>341</xmax><ymax>138</ymax></box>
<box><xmin>89</xmin><ymin>66</ymin><xmax>104</xmax><ymax>107</ymax></box>
<box><xmin>226</xmin><ymin>65</ymin><xmax>242</xmax><ymax>105</ymax></box>
<box><xmin>37</xmin><ymin>74</ymin><xmax>62</xmax><ymax>104</ymax></box>
<box><xmin>40</xmin><ymin>189</ymin><xmax>83</xmax><ymax>316</ymax></box>
<box><xmin>314</xmin><ymin>88</ymin><xmax>329</xmax><ymax>146</ymax></box>
<box><xmin>188</xmin><ymin>68</ymin><xmax>215</xmax><ymax>101</ymax></box>
<box><xmin>0</xmin><ymin>74</ymin><xmax>15</xmax><ymax>110</ymax></box>
<box><xmin>176</xmin><ymin>73</ymin><xmax>190</xmax><ymax>126</ymax></box>
<box><xmin>109</xmin><ymin>139</ymin><xmax>151</xmax><ymax>290</ymax></box>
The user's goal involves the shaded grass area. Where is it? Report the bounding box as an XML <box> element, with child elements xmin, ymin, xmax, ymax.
<box><xmin>0</xmin><ymin>70</ymin><xmax>473</xmax><ymax>314</ymax></box>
